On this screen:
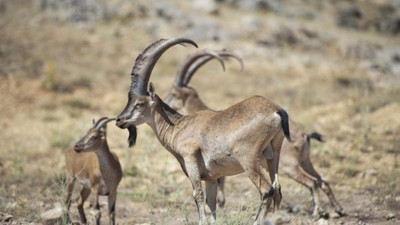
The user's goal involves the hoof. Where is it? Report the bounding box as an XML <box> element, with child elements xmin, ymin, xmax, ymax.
<box><xmin>217</xmin><ymin>198</ymin><xmax>225</xmax><ymax>208</ymax></box>
<box><xmin>335</xmin><ymin>206</ymin><xmax>345</xmax><ymax>215</ymax></box>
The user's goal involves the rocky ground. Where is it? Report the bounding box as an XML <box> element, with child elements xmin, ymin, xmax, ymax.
<box><xmin>1</xmin><ymin>0</ymin><xmax>400</xmax><ymax>224</ymax></box>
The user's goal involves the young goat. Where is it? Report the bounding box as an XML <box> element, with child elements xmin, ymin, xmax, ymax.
<box><xmin>64</xmin><ymin>117</ymin><xmax>122</xmax><ymax>225</ymax></box>
<box><xmin>164</xmin><ymin>48</ymin><xmax>343</xmax><ymax>218</ymax></box>
<box><xmin>116</xmin><ymin>38</ymin><xmax>291</xmax><ymax>225</ymax></box>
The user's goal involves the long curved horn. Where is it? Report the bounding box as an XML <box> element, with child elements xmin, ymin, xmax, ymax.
<box><xmin>95</xmin><ymin>118</ymin><xmax>116</xmax><ymax>130</ymax></box>
<box><xmin>217</xmin><ymin>49</ymin><xmax>244</xmax><ymax>72</ymax></box>
<box><xmin>93</xmin><ymin>117</ymin><xmax>108</xmax><ymax>129</ymax></box>
<box><xmin>130</xmin><ymin>38</ymin><xmax>198</xmax><ymax>95</ymax></box>
<box><xmin>183</xmin><ymin>49</ymin><xmax>244</xmax><ymax>85</ymax></box>
<box><xmin>174</xmin><ymin>49</ymin><xmax>225</xmax><ymax>87</ymax></box>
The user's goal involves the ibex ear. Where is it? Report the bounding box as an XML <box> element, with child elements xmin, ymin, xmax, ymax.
<box><xmin>149</xmin><ymin>82</ymin><xmax>156</xmax><ymax>101</ymax></box>
<box><xmin>101</xmin><ymin>124</ymin><xmax>108</xmax><ymax>139</ymax></box>
<box><xmin>92</xmin><ymin>119</ymin><xmax>95</xmax><ymax>125</ymax></box>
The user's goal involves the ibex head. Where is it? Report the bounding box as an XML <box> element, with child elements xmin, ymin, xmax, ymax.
<box><xmin>74</xmin><ymin>117</ymin><xmax>115</xmax><ymax>152</ymax></box>
<box><xmin>116</xmin><ymin>38</ymin><xmax>198</xmax><ymax>129</ymax></box>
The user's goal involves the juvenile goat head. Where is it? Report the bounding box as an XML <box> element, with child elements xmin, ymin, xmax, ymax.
<box><xmin>74</xmin><ymin>117</ymin><xmax>115</xmax><ymax>152</ymax></box>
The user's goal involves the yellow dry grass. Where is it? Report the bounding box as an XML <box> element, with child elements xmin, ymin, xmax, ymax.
<box><xmin>1</xmin><ymin>0</ymin><xmax>399</xmax><ymax>224</ymax></box>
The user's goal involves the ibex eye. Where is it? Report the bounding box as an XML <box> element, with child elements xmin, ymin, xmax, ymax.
<box><xmin>134</xmin><ymin>103</ymin><xmax>144</xmax><ymax>109</ymax></box>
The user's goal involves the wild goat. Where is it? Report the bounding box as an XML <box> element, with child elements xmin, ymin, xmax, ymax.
<box><xmin>164</xmin><ymin>48</ymin><xmax>243</xmax><ymax>207</ymax></box>
<box><xmin>64</xmin><ymin>117</ymin><xmax>122</xmax><ymax>225</ymax></box>
<box><xmin>279</xmin><ymin>121</ymin><xmax>343</xmax><ymax>218</ymax></box>
<box><xmin>116</xmin><ymin>38</ymin><xmax>291</xmax><ymax>224</ymax></box>
<box><xmin>164</xmin><ymin>50</ymin><xmax>344</xmax><ymax>218</ymax></box>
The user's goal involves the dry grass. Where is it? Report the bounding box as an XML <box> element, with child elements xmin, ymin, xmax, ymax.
<box><xmin>1</xmin><ymin>0</ymin><xmax>400</xmax><ymax>224</ymax></box>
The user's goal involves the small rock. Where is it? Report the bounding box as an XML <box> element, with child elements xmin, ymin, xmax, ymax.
<box><xmin>331</xmin><ymin>212</ymin><xmax>340</xmax><ymax>219</ymax></box>
<box><xmin>272</xmin><ymin>210</ymin><xmax>291</xmax><ymax>224</ymax></box>
<box><xmin>289</xmin><ymin>204</ymin><xmax>304</xmax><ymax>214</ymax></box>
<box><xmin>192</xmin><ymin>0</ymin><xmax>218</xmax><ymax>15</ymax></box>
<box><xmin>1</xmin><ymin>213</ymin><xmax>13</xmax><ymax>222</ymax></box>
<box><xmin>364</xmin><ymin>168</ymin><xmax>378</xmax><ymax>178</ymax></box>
<box><xmin>41</xmin><ymin>207</ymin><xmax>64</xmax><ymax>224</ymax></box>
<box><xmin>386</xmin><ymin>213</ymin><xmax>395</xmax><ymax>220</ymax></box>
<box><xmin>316</xmin><ymin>218</ymin><xmax>329</xmax><ymax>225</ymax></box>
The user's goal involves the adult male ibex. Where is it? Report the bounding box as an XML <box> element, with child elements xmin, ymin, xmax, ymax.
<box><xmin>164</xmin><ymin>48</ymin><xmax>243</xmax><ymax>207</ymax></box>
<box><xmin>164</xmin><ymin>49</ymin><xmax>344</xmax><ymax>218</ymax></box>
<box><xmin>116</xmin><ymin>38</ymin><xmax>291</xmax><ymax>224</ymax></box>
<box><xmin>65</xmin><ymin>117</ymin><xmax>122</xmax><ymax>225</ymax></box>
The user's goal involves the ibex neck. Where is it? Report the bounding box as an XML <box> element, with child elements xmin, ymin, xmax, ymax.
<box><xmin>94</xmin><ymin>141</ymin><xmax>122</xmax><ymax>186</ymax></box>
<box><xmin>186</xmin><ymin>97</ymin><xmax>210</xmax><ymax>113</ymax></box>
<box><xmin>149</xmin><ymin>102</ymin><xmax>182</xmax><ymax>149</ymax></box>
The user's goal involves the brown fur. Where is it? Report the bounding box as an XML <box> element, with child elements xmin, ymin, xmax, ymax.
<box><xmin>117</xmin><ymin>38</ymin><xmax>290</xmax><ymax>224</ymax></box>
<box><xmin>65</xmin><ymin>119</ymin><xmax>122</xmax><ymax>225</ymax></box>
<box><xmin>280</xmin><ymin>120</ymin><xmax>343</xmax><ymax>218</ymax></box>
<box><xmin>165</xmin><ymin>85</ymin><xmax>343</xmax><ymax>218</ymax></box>
<box><xmin>118</xmin><ymin>90</ymin><xmax>290</xmax><ymax>224</ymax></box>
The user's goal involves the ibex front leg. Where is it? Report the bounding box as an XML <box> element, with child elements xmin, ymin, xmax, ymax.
<box><xmin>216</xmin><ymin>177</ymin><xmax>226</xmax><ymax>207</ymax></box>
<box><xmin>108</xmin><ymin>189</ymin><xmax>117</xmax><ymax>225</ymax></box>
<box><xmin>185</xmin><ymin>154</ymin><xmax>208</xmax><ymax>225</ymax></box>
<box><xmin>90</xmin><ymin>185</ymin><xmax>101</xmax><ymax>225</ymax></box>
<box><xmin>205</xmin><ymin>181</ymin><xmax>218</xmax><ymax>223</ymax></box>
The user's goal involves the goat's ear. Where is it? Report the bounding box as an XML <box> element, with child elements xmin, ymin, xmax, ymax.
<box><xmin>101</xmin><ymin>126</ymin><xmax>107</xmax><ymax>139</ymax></box>
<box><xmin>149</xmin><ymin>82</ymin><xmax>156</xmax><ymax>101</ymax></box>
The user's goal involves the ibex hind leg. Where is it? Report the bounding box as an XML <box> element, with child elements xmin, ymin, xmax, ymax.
<box><xmin>267</xmin><ymin>133</ymin><xmax>285</xmax><ymax>211</ymax></box>
<box><xmin>76</xmin><ymin>187</ymin><xmax>91</xmax><ymax>224</ymax></box>
<box><xmin>300</xmin><ymin>157</ymin><xmax>344</xmax><ymax>215</ymax></box>
<box><xmin>285</xmin><ymin>166</ymin><xmax>323</xmax><ymax>219</ymax></box>
<box><xmin>321</xmin><ymin>179</ymin><xmax>344</xmax><ymax>215</ymax></box>
<box><xmin>241</xmin><ymin>156</ymin><xmax>274</xmax><ymax>224</ymax></box>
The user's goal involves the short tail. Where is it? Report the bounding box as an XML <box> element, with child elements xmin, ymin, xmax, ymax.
<box><xmin>276</xmin><ymin>109</ymin><xmax>292</xmax><ymax>142</ymax></box>
<box><xmin>307</xmin><ymin>132</ymin><xmax>324</xmax><ymax>143</ymax></box>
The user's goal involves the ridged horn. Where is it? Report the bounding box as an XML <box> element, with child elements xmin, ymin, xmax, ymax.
<box><xmin>93</xmin><ymin>117</ymin><xmax>108</xmax><ymax>129</ymax></box>
<box><xmin>174</xmin><ymin>49</ymin><xmax>225</xmax><ymax>87</ymax></box>
<box><xmin>130</xmin><ymin>38</ymin><xmax>198</xmax><ymax>95</ymax></box>
<box><xmin>183</xmin><ymin>49</ymin><xmax>244</xmax><ymax>85</ymax></box>
<box><xmin>95</xmin><ymin>118</ymin><xmax>116</xmax><ymax>130</ymax></box>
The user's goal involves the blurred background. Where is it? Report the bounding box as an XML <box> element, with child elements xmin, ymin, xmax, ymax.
<box><xmin>0</xmin><ymin>0</ymin><xmax>399</xmax><ymax>224</ymax></box>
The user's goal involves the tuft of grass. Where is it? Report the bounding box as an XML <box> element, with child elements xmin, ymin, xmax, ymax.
<box><xmin>64</xmin><ymin>99</ymin><xmax>91</xmax><ymax>109</ymax></box>
<box><xmin>49</xmin><ymin>129</ymin><xmax>75</xmax><ymax>150</ymax></box>
<box><xmin>339</xmin><ymin>166</ymin><xmax>360</xmax><ymax>178</ymax></box>
<box><xmin>119</xmin><ymin>192</ymin><xmax>155</xmax><ymax>202</ymax></box>
<box><xmin>43</xmin><ymin>115</ymin><xmax>61</xmax><ymax>122</ymax></box>
<box><xmin>43</xmin><ymin>61</ymin><xmax>56</xmax><ymax>90</ymax></box>
<box><xmin>72</xmin><ymin>76</ymin><xmax>92</xmax><ymax>89</ymax></box>
<box><xmin>124</xmin><ymin>164</ymin><xmax>141</xmax><ymax>177</ymax></box>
